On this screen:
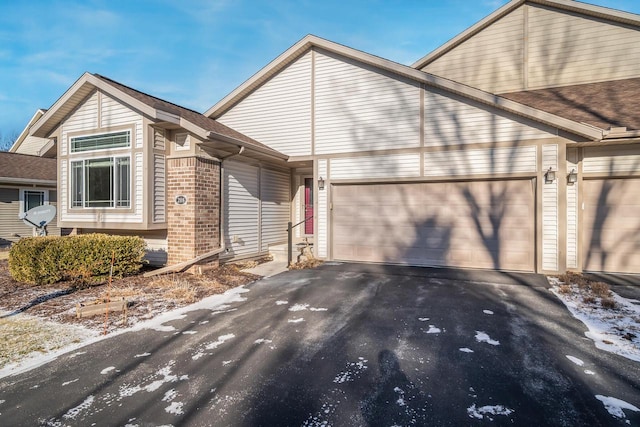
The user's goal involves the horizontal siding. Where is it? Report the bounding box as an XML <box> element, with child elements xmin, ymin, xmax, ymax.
<box><xmin>542</xmin><ymin>144</ymin><xmax>558</xmax><ymax>271</ymax></box>
<box><xmin>219</xmin><ymin>51</ymin><xmax>312</xmax><ymax>157</ymax></box>
<box><xmin>330</xmin><ymin>154</ymin><xmax>421</xmax><ymax>180</ymax></box>
<box><xmin>260</xmin><ymin>169</ymin><xmax>290</xmax><ymax>251</ymax></box>
<box><xmin>101</xmin><ymin>93</ymin><xmax>144</xmax><ymax>149</ymax></box>
<box><xmin>153</xmin><ymin>128</ymin><xmax>166</xmax><ymax>150</ymax></box>
<box><xmin>423</xmin><ymin>7</ymin><xmax>524</xmax><ymax>93</ymax></box>
<box><xmin>583</xmin><ymin>145</ymin><xmax>640</xmax><ymax>175</ymax></box>
<box><xmin>566</xmin><ymin>148</ymin><xmax>578</xmax><ymax>269</ymax></box>
<box><xmin>317</xmin><ymin>160</ymin><xmax>327</xmax><ymax>258</ymax></box>
<box><xmin>135</xmin><ymin>153</ymin><xmax>143</xmax><ymax>219</ymax></box>
<box><xmin>153</xmin><ymin>154</ymin><xmax>166</xmax><ymax>223</ymax></box>
<box><xmin>0</xmin><ymin>188</ymin><xmax>62</xmax><ymax>242</ymax></box>
<box><xmin>424</xmin><ymin>145</ymin><xmax>537</xmax><ymax>177</ymax></box>
<box><xmin>314</xmin><ymin>50</ymin><xmax>420</xmax><ymax>154</ymax></box>
<box><xmin>528</xmin><ymin>5</ymin><xmax>640</xmax><ymax>89</ymax></box>
<box><xmin>14</xmin><ymin>136</ymin><xmax>50</xmax><ymax>156</ymax></box>
<box><xmin>223</xmin><ymin>161</ymin><xmax>260</xmax><ymax>259</ymax></box>
<box><xmin>424</xmin><ymin>89</ymin><xmax>553</xmax><ymax>146</ymax></box>
<box><xmin>61</xmin><ymin>91</ymin><xmax>99</xmax><ymax>155</ymax></box>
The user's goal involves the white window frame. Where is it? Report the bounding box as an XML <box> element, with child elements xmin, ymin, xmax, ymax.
<box><xmin>19</xmin><ymin>188</ymin><xmax>49</xmax><ymax>215</ymax></box>
<box><xmin>70</xmin><ymin>130</ymin><xmax>131</xmax><ymax>154</ymax></box>
<box><xmin>174</xmin><ymin>132</ymin><xmax>190</xmax><ymax>151</ymax></box>
<box><xmin>70</xmin><ymin>155</ymin><xmax>131</xmax><ymax>209</ymax></box>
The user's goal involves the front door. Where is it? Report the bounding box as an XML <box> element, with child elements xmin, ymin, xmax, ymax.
<box><xmin>304</xmin><ymin>177</ymin><xmax>314</xmax><ymax>235</ymax></box>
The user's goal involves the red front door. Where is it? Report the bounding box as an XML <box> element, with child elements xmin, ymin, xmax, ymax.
<box><xmin>304</xmin><ymin>178</ymin><xmax>314</xmax><ymax>234</ymax></box>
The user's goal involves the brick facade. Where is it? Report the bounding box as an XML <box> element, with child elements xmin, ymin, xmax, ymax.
<box><xmin>167</xmin><ymin>156</ymin><xmax>221</xmax><ymax>267</ymax></box>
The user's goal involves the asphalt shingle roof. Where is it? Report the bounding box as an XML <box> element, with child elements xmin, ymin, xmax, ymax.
<box><xmin>0</xmin><ymin>152</ymin><xmax>57</xmax><ymax>181</ymax></box>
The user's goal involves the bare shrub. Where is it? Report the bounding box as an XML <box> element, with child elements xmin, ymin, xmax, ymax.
<box><xmin>558</xmin><ymin>284</ymin><xmax>572</xmax><ymax>294</ymax></box>
<box><xmin>590</xmin><ymin>282</ymin><xmax>611</xmax><ymax>299</ymax></box>
<box><xmin>582</xmin><ymin>295</ymin><xmax>596</xmax><ymax>304</ymax></box>
<box><xmin>289</xmin><ymin>259</ymin><xmax>323</xmax><ymax>270</ymax></box>
<box><xmin>163</xmin><ymin>282</ymin><xmax>198</xmax><ymax>303</ymax></box>
<box><xmin>601</xmin><ymin>297</ymin><xmax>616</xmax><ymax>310</ymax></box>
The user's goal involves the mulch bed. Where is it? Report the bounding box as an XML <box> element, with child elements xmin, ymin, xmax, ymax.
<box><xmin>0</xmin><ymin>259</ymin><xmax>261</xmax><ymax>333</ymax></box>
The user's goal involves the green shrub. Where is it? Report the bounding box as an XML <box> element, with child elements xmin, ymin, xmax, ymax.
<box><xmin>8</xmin><ymin>234</ymin><xmax>146</xmax><ymax>285</ymax></box>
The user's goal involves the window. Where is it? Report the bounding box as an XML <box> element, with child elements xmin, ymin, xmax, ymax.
<box><xmin>71</xmin><ymin>131</ymin><xmax>130</xmax><ymax>153</ymax></box>
<box><xmin>22</xmin><ymin>190</ymin><xmax>46</xmax><ymax>213</ymax></box>
<box><xmin>71</xmin><ymin>156</ymin><xmax>130</xmax><ymax>208</ymax></box>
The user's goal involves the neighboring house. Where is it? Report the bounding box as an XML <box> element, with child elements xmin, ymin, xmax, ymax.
<box><xmin>0</xmin><ymin>152</ymin><xmax>62</xmax><ymax>245</ymax></box>
<box><xmin>22</xmin><ymin>0</ymin><xmax>639</xmax><ymax>275</ymax></box>
<box><xmin>9</xmin><ymin>109</ymin><xmax>56</xmax><ymax>158</ymax></box>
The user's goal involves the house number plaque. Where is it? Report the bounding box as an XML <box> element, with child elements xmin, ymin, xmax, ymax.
<box><xmin>175</xmin><ymin>195</ymin><xmax>188</xmax><ymax>205</ymax></box>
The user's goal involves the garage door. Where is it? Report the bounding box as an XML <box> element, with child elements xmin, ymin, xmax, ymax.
<box><xmin>583</xmin><ymin>178</ymin><xmax>640</xmax><ymax>274</ymax></box>
<box><xmin>332</xmin><ymin>180</ymin><xmax>535</xmax><ymax>271</ymax></box>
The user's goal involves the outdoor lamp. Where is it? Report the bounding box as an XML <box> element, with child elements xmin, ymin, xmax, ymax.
<box><xmin>567</xmin><ymin>168</ymin><xmax>578</xmax><ymax>184</ymax></box>
<box><xmin>545</xmin><ymin>167</ymin><xmax>556</xmax><ymax>184</ymax></box>
<box><xmin>318</xmin><ymin>176</ymin><xmax>325</xmax><ymax>190</ymax></box>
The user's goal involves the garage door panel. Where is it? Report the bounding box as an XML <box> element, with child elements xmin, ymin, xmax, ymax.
<box><xmin>332</xmin><ymin>180</ymin><xmax>535</xmax><ymax>271</ymax></box>
<box><xmin>583</xmin><ymin>178</ymin><xmax>640</xmax><ymax>274</ymax></box>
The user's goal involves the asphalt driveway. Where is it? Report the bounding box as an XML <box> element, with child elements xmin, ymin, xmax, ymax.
<box><xmin>0</xmin><ymin>263</ymin><xmax>639</xmax><ymax>426</ymax></box>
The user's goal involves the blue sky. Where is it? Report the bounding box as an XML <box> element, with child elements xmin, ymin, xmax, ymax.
<box><xmin>1</xmin><ymin>0</ymin><xmax>640</xmax><ymax>139</ymax></box>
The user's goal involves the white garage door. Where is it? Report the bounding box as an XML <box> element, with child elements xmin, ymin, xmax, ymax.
<box><xmin>332</xmin><ymin>180</ymin><xmax>535</xmax><ymax>271</ymax></box>
<box><xmin>583</xmin><ymin>178</ymin><xmax>640</xmax><ymax>274</ymax></box>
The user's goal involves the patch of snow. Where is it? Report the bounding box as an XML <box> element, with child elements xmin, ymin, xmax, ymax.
<box><xmin>309</xmin><ymin>307</ymin><xmax>328</xmax><ymax>312</ymax></box>
<box><xmin>551</xmin><ymin>284</ymin><xmax>640</xmax><ymax>362</ymax></box>
<box><xmin>584</xmin><ymin>370</ymin><xmax>595</xmax><ymax>375</ymax></box>
<box><xmin>199</xmin><ymin>320</ymin><xmax>209</xmax><ymax>325</ymax></box>
<box><xmin>162</xmin><ymin>389</ymin><xmax>177</xmax><ymax>402</ymax></box>
<box><xmin>467</xmin><ymin>403</ymin><xmax>514</xmax><ymax>420</ymax></box>
<box><xmin>595</xmin><ymin>395</ymin><xmax>640</xmax><ymax>422</ymax></box>
<box><xmin>475</xmin><ymin>331</ymin><xmax>500</xmax><ymax>346</ymax></box>
<box><xmin>134</xmin><ymin>352</ymin><xmax>151</xmax><ymax>358</ymax></box>
<box><xmin>289</xmin><ymin>303</ymin><xmax>309</xmax><ymax>312</ymax></box>
<box><xmin>288</xmin><ymin>318</ymin><xmax>305</xmax><ymax>323</ymax></box>
<box><xmin>205</xmin><ymin>334</ymin><xmax>235</xmax><ymax>350</ymax></box>
<box><xmin>62</xmin><ymin>395</ymin><xmax>94</xmax><ymax>419</ymax></box>
<box><xmin>566</xmin><ymin>355</ymin><xmax>584</xmax><ymax>366</ymax></box>
<box><xmin>418</xmin><ymin>317</ymin><xmax>429</xmax><ymax>322</ymax></box>
<box><xmin>254</xmin><ymin>339</ymin><xmax>273</xmax><ymax>344</ymax></box>
<box><xmin>68</xmin><ymin>351</ymin><xmax>87</xmax><ymax>358</ymax></box>
<box><xmin>100</xmin><ymin>366</ymin><xmax>116</xmax><ymax>375</ymax></box>
<box><xmin>165</xmin><ymin>401</ymin><xmax>184</xmax><ymax>415</ymax></box>
<box><xmin>275</xmin><ymin>300</ymin><xmax>288</xmax><ymax>305</ymax></box>
<box><xmin>426</xmin><ymin>325</ymin><xmax>442</xmax><ymax>334</ymax></box>
<box><xmin>192</xmin><ymin>352</ymin><xmax>205</xmax><ymax>361</ymax></box>
<box><xmin>333</xmin><ymin>357</ymin><xmax>368</xmax><ymax>383</ymax></box>
<box><xmin>182</xmin><ymin>331</ymin><xmax>197</xmax><ymax>335</ymax></box>
<box><xmin>459</xmin><ymin>348</ymin><xmax>474</xmax><ymax>353</ymax></box>
<box><xmin>483</xmin><ymin>310</ymin><xmax>494</xmax><ymax>315</ymax></box>
<box><xmin>62</xmin><ymin>378</ymin><xmax>79</xmax><ymax>386</ymax></box>
<box><xmin>222</xmin><ymin>360</ymin><xmax>233</xmax><ymax>366</ymax></box>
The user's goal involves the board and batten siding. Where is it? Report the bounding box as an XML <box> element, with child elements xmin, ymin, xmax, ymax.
<box><xmin>314</xmin><ymin>50</ymin><xmax>421</xmax><ymax>155</ymax></box>
<box><xmin>317</xmin><ymin>159</ymin><xmax>328</xmax><ymax>258</ymax></box>
<box><xmin>330</xmin><ymin>154</ymin><xmax>421</xmax><ymax>181</ymax></box>
<box><xmin>218</xmin><ymin>51</ymin><xmax>312</xmax><ymax>157</ymax></box>
<box><xmin>59</xmin><ymin>91</ymin><xmax>144</xmax><ymax>224</ymax></box>
<box><xmin>422</xmin><ymin>7</ymin><xmax>525</xmax><ymax>93</ymax></box>
<box><xmin>223</xmin><ymin>161</ymin><xmax>260</xmax><ymax>259</ymax></box>
<box><xmin>424</xmin><ymin>145</ymin><xmax>537</xmax><ymax>177</ymax></box>
<box><xmin>582</xmin><ymin>145</ymin><xmax>640</xmax><ymax>175</ymax></box>
<box><xmin>527</xmin><ymin>5</ymin><xmax>640</xmax><ymax>90</ymax></box>
<box><xmin>566</xmin><ymin>148</ymin><xmax>579</xmax><ymax>269</ymax></box>
<box><xmin>424</xmin><ymin>90</ymin><xmax>554</xmax><ymax>146</ymax></box>
<box><xmin>260</xmin><ymin>168</ymin><xmax>290</xmax><ymax>251</ymax></box>
<box><xmin>542</xmin><ymin>144</ymin><xmax>559</xmax><ymax>271</ymax></box>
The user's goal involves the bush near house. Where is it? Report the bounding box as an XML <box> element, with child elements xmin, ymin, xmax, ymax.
<box><xmin>8</xmin><ymin>234</ymin><xmax>146</xmax><ymax>285</ymax></box>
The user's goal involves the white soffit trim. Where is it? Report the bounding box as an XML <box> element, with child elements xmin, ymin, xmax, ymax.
<box><xmin>206</xmin><ymin>34</ymin><xmax>603</xmax><ymax>141</ymax></box>
<box><xmin>411</xmin><ymin>0</ymin><xmax>640</xmax><ymax>69</ymax></box>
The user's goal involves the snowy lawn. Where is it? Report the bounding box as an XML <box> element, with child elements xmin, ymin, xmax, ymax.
<box><xmin>549</xmin><ymin>274</ymin><xmax>640</xmax><ymax>362</ymax></box>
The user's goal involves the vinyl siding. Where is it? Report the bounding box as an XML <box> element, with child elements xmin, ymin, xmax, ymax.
<box><xmin>566</xmin><ymin>148</ymin><xmax>579</xmax><ymax>269</ymax></box>
<box><xmin>101</xmin><ymin>93</ymin><xmax>144</xmax><ymax>148</ymax></box>
<box><xmin>317</xmin><ymin>159</ymin><xmax>328</xmax><ymax>257</ymax></box>
<box><xmin>260</xmin><ymin>168</ymin><xmax>290</xmax><ymax>251</ymax></box>
<box><xmin>218</xmin><ymin>51</ymin><xmax>312</xmax><ymax>157</ymax></box>
<box><xmin>329</xmin><ymin>154</ymin><xmax>421</xmax><ymax>181</ymax></box>
<box><xmin>61</xmin><ymin>91</ymin><xmax>99</xmax><ymax>155</ymax></box>
<box><xmin>424</xmin><ymin>89</ymin><xmax>554</xmax><ymax>145</ymax></box>
<box><xmin>314</xmin><ymin>50</ymin><xmax>421</xmax><ymax>154</ymax></box>
<box><xmin>13</xmin><ymin>136</ymin><xmax>51</xmax><ymax>156</ymax></box>
<box><xmin>583</xmin><ymin>145</ymin><xmax>640</xmax><ymax>175</ymax></box>
<box><xmin>422</xmin><ymin>7</ymin><xmax>525</xmax><ymax>93</ymax></box>
<box><xmin>528</xmin><ymin>5</ymin><xmax>640</xmax><ymax>89</ymax></box>
<box><xmin>153</xmin><ymin>154</ymin><xmax>166</xmax><ymax>223</ymax></box>
<box><xmin>223</xmin><ymin>161</ymin><xmax>260</xmax><ymax>259</ymax></box>
<box><xmin>0</xmin><ymin>188</ymin><xmax>62</xmax><ymax>242</ymax></box>
<box><xmin>153</xmin><ymin>128</ymin><xmax>166</xmax><ymax>150</ymax></box>
<box><xmin>542</xmin><ymin>144</ymin><xmax>559</xmax><ymax>271</ymax></box>
<box><xmin>424</xmin><ymin>145</ymin><xmax>537</xmax><ymax>177</ymax></box>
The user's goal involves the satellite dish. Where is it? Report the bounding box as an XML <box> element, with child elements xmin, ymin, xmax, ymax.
<box><xmin>19</xmin><ymin>205</ymin><xmax>57</xmax><ymax>235</ymax></box>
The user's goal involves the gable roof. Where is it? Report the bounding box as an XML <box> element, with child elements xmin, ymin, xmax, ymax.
<box><xmin>9</xmin><ymin>109</ymin><xmax>47</xmax><ymax>154</ymax></box>
<box><xmin>0</xmin><ymin>152</ymin><xmax>56</xmax><ymax>184</ymax></box>
<box><xmin>29</xmin><ymin>73</ymin><xmax>287</xmax><ymax>161</ymax></box>
<box><xmin>500</xmin><ymin>77</ymin><xmax>640</xmax><ymax>134</ymax></box>
<box><xmin>205</xmin><ymin>34</ymin><xmax>603</xmax><ymax>141</ymax></box>
<box><xmin>412</xmin><ymin>0</ymin><xmax>640</xmax><ymax>70</ymax></box>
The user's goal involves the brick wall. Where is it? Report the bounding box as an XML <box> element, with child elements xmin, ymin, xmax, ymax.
<box><xmin>167</xmin><ymin>156</ymin><xmax>220</xmax><ymax>266</ymax></box>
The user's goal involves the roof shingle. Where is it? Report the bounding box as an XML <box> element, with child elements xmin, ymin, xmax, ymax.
<box><xmin>0</xmin><ymin>152</ymin><xmax>57</xmax><ymax>181</ymax></box>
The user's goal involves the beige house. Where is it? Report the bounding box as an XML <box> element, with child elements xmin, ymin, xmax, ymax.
<box><xmin>15</xmin><ymin>0</ymin><xmax>639</xmax><ymax>274</ymax></box>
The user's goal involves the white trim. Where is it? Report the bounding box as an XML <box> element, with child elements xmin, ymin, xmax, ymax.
<box><xmin>69</xmin><ymin>154</ymin><xmax>132</xmax><ymax>210</ymax></box>
<box><xmin>18</xmin><ymin>188</ymin><xmax>50</xmax><ymax>216</ymax></box>
<box><xmin>69</xmin><ymin>129</ymin><xmax>131</xmax><ymax>155</ymax></box>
